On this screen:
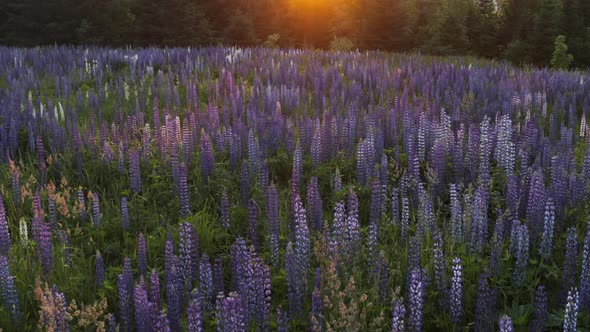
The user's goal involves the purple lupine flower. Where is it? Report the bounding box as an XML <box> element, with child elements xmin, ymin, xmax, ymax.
<box><xmin>329</xmin><ymin>201</ymin><xmax>346</xmax><ymax>259</ymax></box>
<box><xmin>167</xmin><ymin>259</ymin><xmax>182</xmax><ymax>332</ymax></box>
<box><xmin>470</xmin><ymin>186</ymin><xmax>488</xmax><ymax>254</ymax></box>
<box><xmin>498</xmin><ymin>315</ymin><xmax>513</xmax><ymax>332</ymax></box>
<box><xmin>179</xmin><ymin>222</ymin><xmax>199</xmax><ymax>292</ymax></box>
<box><xmin>0</xmin><ymin>195</ymin><xmax>11</xmax><ymax>256</ymax></box>
<box><xmin>107</xmin><ymin>314</ymin><xmax>117</xmax><ymax>332</ymax></box>
<box><xmin>268</xmin><ymin>184</ymin><xmax>280</xmax><ymax>268</ymax></box>
<box><xmin>121</xmin><ymin>197</ymin><xmax>130</xmax><ymax>230</ymax></box>
<box><xmin>450</xmin><ymin>184</ymin><xmax>462</xmax><ymax>242</ymax></box>
<box><xmin>179</xmin><ymin>162</ymin><xmax>191</xmax><ymax>218</ymax></box>
<box><xmin>356</xmin><ymin>140</ymin><xmax>367</xmax><ymax>186</ymax></box>
<box><xmin>511</xmin><ymin>221</ymin><xmax>529</xmax><ymax>286</ymax></box>
<box><xmin>150</xmin><ymin>270</ymin><xmax>161</xmax><ymax>310</ymax></box>
<box><xmin>276</xmin><ymin>306</ymin><xmax>289</xmax><ymax>332</ymax></box>
<box><xmin>96</xmin><ymin>250</ymin><xmax>105</xmax><ymax>287</ymax></box>
<box><xmin>213</xmin><ymin>258</ymin><xmax>224</xmax><ymax>296</ymax></box>
<box><xmin>36</xmin><ymin>135</ymin><xmax>46</xmax><ymax>182</ymax></box>
<box><xmin>231</xmin><ymin>237</ymin><xmax>249</xmax><ymax>292</ymax></box>
<box><xmin>539</xmin><ymin>199</ymin><xmax>555</xmax><ymax>258</ymax></box>
<box><xmin>479</xmin><ymin>117</ymin><xmax>491</xmax><ymax>186</ymax></box>
<box><xmin>258</xmin><ymin>158</ymin><xmax>269</xmax><ymax>197</ymax></box>
<box><xmin>39</xmin><ymin>221</ymin><xmax>53</xmax><ymax>273</ymax></box>
<box><xmin>306</xmin><ymin>177</ymin><xmax>323</xmax><ymax>231</ymax></box>
<box><xmin>377</xmin><ymin>254</ymin><xmax>389</xmax><ymax>304</ymax></box>
<box><xmin>10</xmin><ymin>164</ymin><xmax>20</xmax><ymax>205</ymax></box>
<box><xmin>199</xmin><ymin>254</ymin><xmax>214</xmax><ymax>313</ymax></box>
<box><xmin>248</xmin><ymin>129</ymin><xmax>259</xmax><ymax>177</ymax></box>
<box><xmin>506</xmin><ymin>175</ymin><xmax>519</xmax><ymax>218</ymax></box>
<box><xmin>48</xmin><ymin>284</ymin><xmax>69</xmax><ymax>331</ymax></box>
<box><xmin>450</xmin><ymin>257</ymin><xmax>463</xmax><ymax>323</ymax></box>
<box><xmin>563</xmin><ymin>287</ymin><xmax>579</xmax><ymax>332</ymax></box>
<box><xmin>240</xmin><ymin>160</ymin><xmax>250</xmax><ymax>206</ymax></box>
<box><xmin>292</xmin><ymin>142</ymin><xmax>302</xmax><ymax>191</ymax></box>
<box><xmin>475</xmin><ymin>273</ymin><xmax>496</xmax><ymax>332</ymax></box>
<box><xmin>248</xmin><ymin>255</ymin><xmax>271</xmax><ymax>331</ymax></box>
<box><xmin>391</xmin><ymin>300</ymin><xmax>406</xmax><ymax>332</ymax></box>
<box><xmin>187</xmin><ymin>296</ymin><xmax>204</xmax><ymax>332</ymax></box>
<box><xmin>138</xmin><ymin>233</ymin><xmax>147</xmax><ymax>278</ymax></box>
<box><xmin>311</xmin><ymin>268</ymin><xmax>323</xmax><ymax>330</ymax></box>
<box><xmin>334</xmin><ymin>167</ymin><xmax>342</xmax><ymax>192</ymax></box>
<box><xmin>311</xmin><ymin>127</ymin><xmax>321</xmax><ymax>167</ymax></box>
<box><xmin>134</xmin><ymin>281</ymin><xmax>151</xmax><ymax>332</ymax></box>
<box><xmin>433</xmin><ymin>232</ymin><xmax>447</xmax><ymax>307</ymax></box>
<box><xmin>57</xmin><ymin>230</ymin><xmax>70</xmax><ymax>266</ymax></box>
<box><xmin>527</xmin><ymin>170</ymin><xmax>545</xmax><ymax>237</ymax></box>
<box><xmin>77</xmin><ymin>188</ymin><xmax>88</xmax><ymax>221</ymax></box>
<box><xmin>221</xmin><ymin>189</ymin><xmax>230</xmax><ymax>229</ymax></box>
<box><xmin>48</xmin><ymin>195</ymin><xmax>57</xmax><ymax>231</ymax></box>
<box><xmin>345</xmin><ymin>189</ymin><xmax>360</xmax><ymax>258</ymax></box>
<box><xmin>562</xmin><ymin>227</ymin><xmax>578</xmax><ymax>298</ymax></box>
<box><xmin>285</xmin><ymin>242</ymin><xmax>300</xmax><ymax>318</ymax></box>
<box><xmin>391</xmin><ymin>187</ymin><xmax>400</xmax><ymax>226</ymax></box>
<box><xmin>370</xmin><ymin>179</ymin><xmax>382</xmax><ymax>226</ymax></box>
<box><xmin>532</xmin><ymin>285</ymin><xmax>548</xmax><ymax>331</ymax></box>
<box><xmin>92</xmin><ymin>192</ymin><xmax>101</xmax><ymax>226</ymax></box>
<box><xmin>408</xmin><ymin>268</ymin><xmax>425</xmax><ymax>332</ymax></box>
<box><xmin>129</xmin><ymin>148</ymin><xmax>142</xmax><ymax>193</ymax></box>
<box><xmin>118</xmin><ymin>274</ymin><xmax>132</xmax><ymax>332</ymax></box>
<box><xmin>216</xmin><ymin>292</ymin><xmax>246</xmax><ymax>332</ymax></box>
<box><xmin>200</xmin><ymin>129</ymin><xmax>215</xmax><ymax>182</ymax></box>
<box><xmin>248</xmin><ymin>199</ymin><xmax>260</xmax><ymax>251</ymax></box>
<box><xmin>0</xmin><ymin>255</ymin><xmax>21</xmax><ymax>322</ymax></box>
<box><xmin>153</xmin><ymin>309</ymin><xmax>171</xmax><ymax>332</ymax></box>
<box><xmin>489</xmin><ymin>217</ymin><xmax>504</xmax><ymax>276</ymax></box>
<box><xmin>367</xmin><ymin>220</ymin><xmax>379</xmax><ymax>279</ymax></box>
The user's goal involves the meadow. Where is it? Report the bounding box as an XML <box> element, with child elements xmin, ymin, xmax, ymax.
<box><xmin>0</xmin><ymin>46</ymin><xmax>589</xmax><ymax>331</ymax></box>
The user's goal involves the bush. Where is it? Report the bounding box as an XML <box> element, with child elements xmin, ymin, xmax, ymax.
<box><xmin>329</xmin><ymin>36</ymin><xmax>354</xmax><ymax>52</ymax></box>
<box><xmin>550</xmin><ymin>35</ymin><xmax>573</xmax><ymax>70</ymax></box>
<box><xmin>263</xmin><ymin>34</ymin><xmax>280</xmax><ymax>49</ymax></box>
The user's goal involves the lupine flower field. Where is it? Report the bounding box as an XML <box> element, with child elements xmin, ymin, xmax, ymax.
<box><xmin>0</xmin><ymin>46</ymin><xmax>590</xmax><ymax>331</ymax></box>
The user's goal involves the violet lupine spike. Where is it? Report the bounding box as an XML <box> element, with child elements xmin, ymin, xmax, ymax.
<box><xmin>179</xmin><ymin>162</ymin><xmax>191</xmax><ymax>218</ymax></box>
<box><xmin>248</xmin><ymin>199</ymin><xmax>260</xmax><ymax>251</ymax></box>
<box><xmin>449</xmin><ymin>184</ymin><xmax>462</xmax><ymax>243</ymax></box>
<box><xmin>475</xmin><ymin>273</ymin><xmax>497</xmax><ymax>332</ymax></box>
<box><xmin>39</xmin><ymin>221</ymin><xmax>53</xmax><ymax>273</ymax></box>
<box><xmin>118</xmin><ymin>274</ymin><xmax>132</xmax><ymax>332</ymax></box>
<box><xmin>216</xmin><ymin>292</ymin><xmax>246</xmax><ymax>332</ymax></box>
<box><xmin>580</xmin><ymin>221</ymin><xmax>590</xmax><ymax>309</ymax></box>
<box><xmin>167</xmin><ymin>259</ymin><xmax>182</xmax><ymax>332</ymax></box>
<box><xmin>121</xmin><ymin>197</ymin><xmax>130</xmax><ymax>230</ymax></box>
<box><xmin>356</xmin><ymin>140</ymin><xmax>367</xmax><ymax>186</ymax></box>
<box><xmin>92</xmin><ymin>192</ymin><xmax>101</xmax><ymax>226</ymax></box>
<box><xmin>563</xmin><ymin>287</ymin><xmax>579</xmax><ymax>332</ymax></box>
<box><xmin>391</xmin><ymin>187</ymin><xmax>400</xmax><ymax>226</ymax></box>
<box><xmin>511</xmin><ymin>221</ymin><xmax>529</xmax><ymax>287</ymax></box>
<box><xmin>248</xmin><ymin>256</ymin><xmax>271</xmax><ymax>331</ymax></box>
<box><xmin>479</xmin><ymin>117</ymin><xmax>491</xmax><ymax>187</ymax></box>
<box><xmin>408</xmin><ymin>268</ymin><xmax>425</xmax><ymax>332</ymax></box>
<box><xmin>134</xmin><ymin>281</ymin><xmax>151</xmax><ymax>332</ymax></box>
<box><xmin>150</xmin><ymin>270</ymin><xmax>161</xmax><ymax>310</ymax></box>
<box><xmin>199</xmin><ymin>254</ymin><xmax>214</xmax><ymax>313</ymax></box>
<box><xmin>0</xmin><ymin>255</ymin><xmax>21</xmax><ymax>323</ymax></box>
<box><xmin>36</xmin><ymin>135</ymin><xmax>46</xmax><ymax>182</ymax></box>
<box><xmin>433</xmin><ymin>232</ymin><xmax>447</xmax><ymax>308</ymax></box>
<box><xmin>306</xmin><ymin>177</ymin><xmax>323</xmax><ymax>232</ymax></box>
<box><xmin>539</xmin><ymin>198</ymin><xmax>555</xmax><ymax>258</ymax></box>
<box><xmin>213</xmin><ymin>258</ymin><xmax>225</xmax><ymax>296</ymax></box>
<box><xmin>450</xmin><ymin>257</ymin><xmax>463</xmax><ymax>323</ymax></box>
<box><xmin>377</xmin><ymin>254</ymin><xmax>389</xmax><ymax>304</ymax></box>
<box><xmin>129</xmin><ymin>148</ymin><xmax>142</xmax><ymax>193</ymax></box>
<box><xmin>527</xmin><ymin>170</ymin><xmax>545</xmax><ymax>238</ymax></box>
<box><xmin>96</xmin><ymin>250</ymin><xmax>105</xmax><ymax>288</ymax></box>
<box><xmin>401</xmin><ymin>195</ymin><xmax>410</xmax><ymax>240</ymax></box>
<box><xmin>292</xmin><ymin>142</ymin><xmax>302</xmax><ymax>191</ymax></box>
<box><xmin>0</xmin><ymin>195</ymin><xmax>12</xmax><ymax>256</ymax></box>
<box><xmin>367</xmin><ymin>221</ymin><xmax>379</xmax><ymax>280</ymax></box>
<box><xmin>470</xmin><ymin>186</ymin><xmax>488</xmax><ymax>255</ymax></box>
<box><xmin>240</xmin><ymin>159</ymin><xmax>250</xmax><ymax>206</ymax></box>
<box><xmin>231</xmin><ymin>237</ymin><xmax>249</xmax><ymax>292</ymax></box>
<box><xmin>285</xmin><ymin>242</ymin><xmax>301</xmax><ymax>318</ymax></box>
<box><xmin>370</xmin><ymin>179</ymin><xmax>382</xmax><ymax>227</ymax></box>
<box><xmin>187</xmin><ymin>296</ymin><xmax>204</xmax><ymax>332</ymax></box>
<box><xmin>268</xmin><ymin>184</ymin><xmax>280</xmax><ymax>268</ymax></box>
<box><xmin>200</xmin><ymin>129</ymin><xmax>215</xmax><ymax>182</ymax></box>
<box><xmin>9</xmin><ymin>163</ymin><xmax>20</xmax><ymax>205</ymax></box>
<box><xmin>345</xmin><ymin>190</ymin><xmax>360</xmax><ymax>259</ymax></box>
<box><xmin>107</xmin><ymin>314</ymin><xmax>117</xmax><ymax>332</ymax></box>
<box><xmin>48</xmin><ymin>195</ymin><xmax>57</xmax><ymax>231</ymax></box>
<box><xmin>562</xmin><ymin>227</ymin><xmax>578</xmax><ymax>298</ymax></box>
<box><xmin>391</xmin><ymin>300</ymin><xmax>406</xmax><ymax>332</ymax></box>
<box><xmin>179</xmin><ymin>222</ymin><xmax>199</xmax><ymax>292</ymax></box>
<box><xmin>334</xmin><ymin>167</ymin><xmax>342</xmax><ymax>192</ymax></box>
<box><xmin>138</xmin><ymin>233</ymin><xmax>147</xmax><ymax>279</ymax></box>
<box><xmin>330</xmin><ymin>201</ymin><xmax>346</xmax><ymax>259</ymax></box>
<box><xmin>276</xmin><ymin>306</ymin><xmax>289</xmax><ymax>332</ymax></box>
<box><xmin>498</xmin><ymin>315</ymin><xmax>514</xmax><ymax>332</ymax></box>
<box><xmin>533</xmin><ymin>285</ymin><xmax>548</xmax><ymax>332</ymax></box>
<box><xmin>221</xmin><ymin>189</ymin><xmax>231</xmax><ymax>229</ymax></box>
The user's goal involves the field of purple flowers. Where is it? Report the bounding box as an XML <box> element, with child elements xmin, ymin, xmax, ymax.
<box><xmin>0</xmin><ymin>46</ymin><xmax>589</xmax><ymax>331</ymax></box>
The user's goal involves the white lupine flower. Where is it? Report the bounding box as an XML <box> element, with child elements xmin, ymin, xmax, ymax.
<box><xmin>19</xmin><ymin>217</ymin><xmax>28</xmax><ymax>246</ymax></box>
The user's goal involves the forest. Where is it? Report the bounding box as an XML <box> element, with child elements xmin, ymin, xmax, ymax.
<box><xmin>2</xmin><ymin>0</ymin><xmax>590</xmax><ymax>68</ymax></box>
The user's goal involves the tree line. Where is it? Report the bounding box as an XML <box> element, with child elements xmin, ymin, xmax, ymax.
<box><xmin>1</xmin><ymin>0</ymin><xmax>590</xmax><ymax>68</ymax></box>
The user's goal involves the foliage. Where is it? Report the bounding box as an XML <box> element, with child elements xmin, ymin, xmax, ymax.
<box><xmin>551</xmin><ymin>35</ymin><xmax>574</xmax><ymax>69</ymax></box>
<box><xmin>329</xmin><ymin>36</ymin><xmax>355</xmax><ymax>52</ymax></box>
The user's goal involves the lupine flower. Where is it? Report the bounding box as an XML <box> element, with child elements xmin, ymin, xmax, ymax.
<box><xmin>134</xmin><ymin>281</ymin><xmax>151</xmax><ymax>332</ymax></box>
<box><xmin>532</xmin><ymin>285</ymin><xmax>547</xmax><ymax>331</ymax></box>
<box><xmin>231</xmin><ymin>237</ymin><xmax>249</xmax><ymax>292</ymax></box>
<box><xmin>370</xmin><ymin>179</ymin><xmax>382</xmax><ymax>226</ymax></box>
<box><xmin>391</xmin><ymin>187</ymin><xmax>400</xmax><ymax>226</ymax></box>
<box><xmin>48</xmin><ymin>194</ymin><xmax>57</xmax><ymax>231</ymax></box>
<box><xmin>527</xmin><ymin>170</ymin><xmax>545</xmax><ymax>237</ymax></box>
<box><xmin>450</xmin><ymin>257</ymin><xmax>463</xmax><ymax>323</ymax></box>
<box><xmin>401</xmin><ymin>195</ymin><xmax>410</xmax><ymax>240</ymax></box>
<box><xmin>377</xmin><ymin>254</ymin><xmax>389</xmax><ymax>304</ymax></box>
<box><xmin>562</xmin><ymin>227</ymin><xmax>578</xmax><ymax>299</ymax></box>
<box><xmin>539</xmin><ymin>199</ymin><xmax>555</xmax><ymax>258</ymax></box>
<box><xmin>433</xmin><ymin>232</ymin><xmax>447</xmax><ymax>307</ymax></box>
<box><xmin>511</xmin><ymin>221</ymin><xmax>529</xmax><ymax>286</ymax></box>
<box><xmin>138</xmin><ymin>233</ymin><xmax>147</xmax><ymax>278</ymax></box>
<box><xmin>118</xmin><ymin>274</ymin><xmax>132</xmax><ymax>332</ymax></box>
<box><xmin>498</xmin><ymin>315</ymin><xmax>513</xmax><ymax>332</ymax></box>
<box><xmin>334</xmin><ymin>167</ymin><xmax>342</xmax><ymax>192</ymax></box>
<box><xmin>19</xmin><ymin>217</ymin><xmax>27</xmax><ymax>247</ymax></box>
<box><xmin>356</xmin><ymin>140</ymin><xmax>367</xmax><ymax>186</ymax></box>
<box><xmin>248</xmin><ymin>199</ymin><xmax>260</xmax><ymax>251</ymax></box>
<box><xmin>199</xmin><ymin>255</ymin><xmax>214</xmax><ymax>313</ymax></box>
<box><xmin>267</xmin><ymin>184</ymin><xmax>280</xmax><ymax>267</ymax></box>
<box><xmin>200</xmin><ymin>129</ymin><xmax>215</xmax><ymax>182</ymax></box>
<box><xmin>391</xmin><ymin>300</ymin><xmax>406</xmax><ymax>332</ymax></box>
<box><xmin>306</xmin><ymin>177</ymin><xmax>323</xmax><ymax>231</ymax></box>
<box><xmin>130</xmin><ymin>148</ymin><xmax>142</xmax><ymax>193</ymax></box>
<box><xmin>580</xmin><ymin>221</ymin><xmax>590</xmax><ymax>309</ymax></box>
<box><xmin>248</xmin><ymin>255</ymin><xmax>271</xmax><ymax>331</ymax></box>
<box><xmin>0</xmin><ymin>255</ymin><xmax>21</xmax><ymax>323</ymax></box>
<box><xmin>408</xmin><ymin>268</ymin><xmax>425</xmax><ymax>332</ymax></box>
<box><xmin>475</xmin><ymin>273</ymin><xmax>496</xmax><ymax>331</ymax></box>
<box><xmin>276</xmin><ymin>306</ymin><xmax>289</xmax><ymax>332</ymax></box>
<box><xmin>107</xmin><ymin>313</ymin><xmax>117</xmax><ymax>332</ymax></box>
<box><xmin>479</xmin><ymin>117</ymin><xmax>491</xmax><ymax>187</ymax></box>
<box><xmin>150</xmin><ymin>270</ymin><xmax>161</xmax><ymax>310</ymax></box>
<box><xmin>470</xmin><ymin>186</ymin><xmax>488</xmax><ymax>254</ymax></box>
<box><xmin>96</xmin><ymin>250</ymin><xmax>105</xmax><ymax>287</ymax></box>
<box><xmin>179</xmin><ymin>162</ymin><xmax>191</xmax><ymax>218</ymax></box>
<box><xmin>329</xmin><ymin>201</ymin><xmax>346</xmax><ymax>259</ymax></box>
<box><xmin>9</xmin><ymin>161</ymin><xmax>21</xmax><ymax>205</ymax></box>
<box><xmin>39</xmin><ymin>221</ymin><xmax>53</xmax><ymax>273</ymax></box>
<box><xmin>345</xmin><ymin>190</ymin><xmax>360</xmax><ymax>259</ymax></box>
<box><xmin>213</xmin><ymin>258</ymin><xmax>225</xmax><ymax>296</ymax></box>
<box><xmin>121</xmin><ymin>197</ymin><xmax>130</xmax><ymax>230</ymax></box>
<box><xmin>221</xmin><ymin>189</ymin><xmax>230</xmax><ymax>229</ymax></box>
<box><xmin>91</xmin><ymin>192</ymin><xmax>101</xmax><ymax>226</ymax></box>
<box><xmin>0</xmin><ymin>195</ymin><xmax>12</xmax><ymax>256</ymax></box>
<box><xmin>167</xmin><ymin>259</ymin><xmax>182</xmax><ymax>332</ymax></box>
<box><xmin>449</xmin><ymin>184</ymin><xmax>462</xmax><ymax>242</ymax></box>
<box><xmin>179</xmin><ymin>222</ymin><xmax>199</xmax><ymax>292</ymax></box>
<box><xmin>216</xmin><ymin>292</ymin><xmax>246</xmax><ymax>332</ymax></box>
<box><xmin>292</xmin><ymin>142</ymin><xmax>302</xmax><ymax>190</ymax></box>
<box><xmin>187</xmin><ymin>296</ymin><xmax>204</xmax><ymax>332</ymax></box>
<box><xmin>563</xmin><ymin>287</ymin><xmax>579</xmax><ymax>332</ymax></box>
